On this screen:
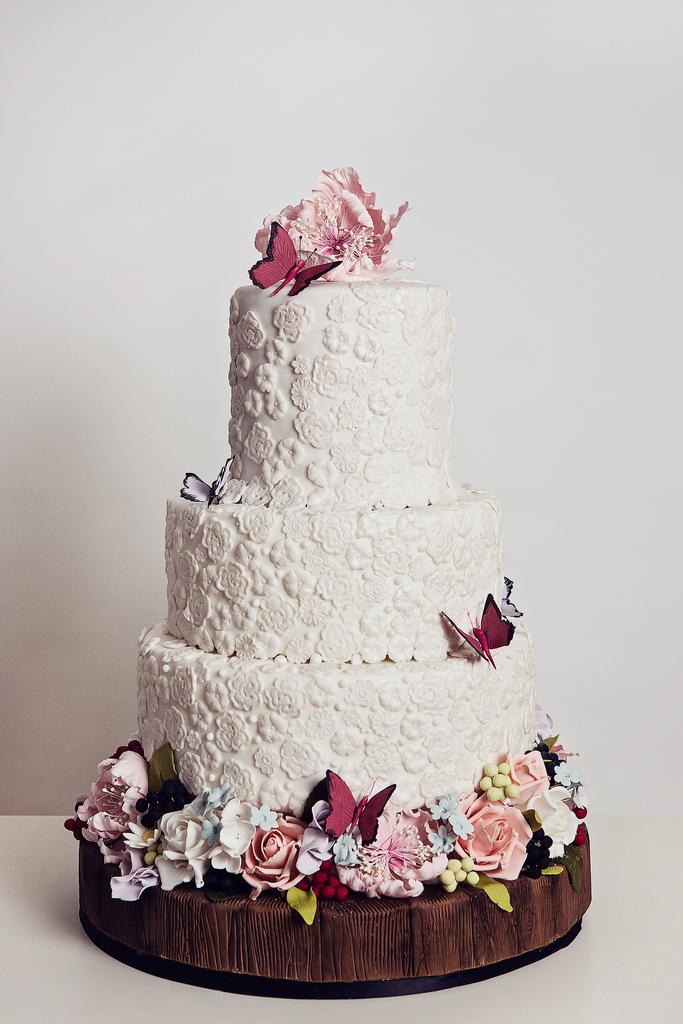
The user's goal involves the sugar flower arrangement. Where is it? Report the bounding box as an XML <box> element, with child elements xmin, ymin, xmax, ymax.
<box><xmin>66</xmin><ymin>708</ymin><xmax>587</xmax><ymax>922</ymax></box>
<box><xmin>253</xmin><ymin>167</ymin><xmax>414</xmax><ymax>282</ymax></box>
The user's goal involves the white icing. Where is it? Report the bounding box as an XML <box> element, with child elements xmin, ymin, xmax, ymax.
<box><xmin>137</xmin><ymin>623</ymin><xmax>537</xmax><ymax>816</ymax></box>
<box><xmin>165</xmin><ymin>488</ymin><xmax>502</xmax><ymax>663</ymax></box>
<box><xmin>135</xmin><ymin>278</ymin><xmax>538</xmax><ymax>815</ymax></box>
<box><xmin>227</xmin><ymin>282</ymin><xmax>457</xmax><ymax>510</ymax></box>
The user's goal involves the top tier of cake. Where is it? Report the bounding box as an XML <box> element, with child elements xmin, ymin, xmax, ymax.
<box><xmin>227</xmin><ymin>281</ymin><xmax>456</xmax><ymax>511</ymax></box>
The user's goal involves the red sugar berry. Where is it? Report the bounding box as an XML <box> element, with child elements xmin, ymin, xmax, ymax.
<box><xmin>574</xmin><ymin>806</ymin><xmax>588</xmax><ymax>819</ymax></box>
<box><xmin>335</xmin><ymin>885</ymin><xmax>349</xmax><ymax>902</ymax></box>
<box><xmin>327</xmin><ymin>874</ymin><xmax>340</xmax><ymax>889</ymax></box>
<box><xmin>313</xmin><ymin>870</ymin><xmax>328</xmax><ymax>886</ymax></box>
<box><xmin>115</xmin><ymin>745</ymin><xmax>128</xmax><ymax>758</ymax></box>
<box><xmin>574</xmin><ymin>824</ymin><xmax>587</xmax><ymax>845</ymax></box>
<box><xmin>312</xmin><ymin>883</ymin><xmax>322</xmax><ymax>896</ymax></box>
<box><xmin>321</xmin><ymin>859</ymin><xmax>334</xmax><ymax>871</ymax></box>
<box><xmin>298</xmin><ymin>879</ymin><xmax>310</xmax><ymax>891</ymax></box>
<box><xmin>321</xmin><ymin>885</ymin><xmax>336</xmax><ymax>900</ymax></box>
<box><xmin>64</xmin><ymin>818</ymin><xmax>76</xmax><ymax>832</ymax></box>
<box><xmin>127</xmin><ymin>740</ymin><xmax>144</xmax><ymax>755</ymax></box>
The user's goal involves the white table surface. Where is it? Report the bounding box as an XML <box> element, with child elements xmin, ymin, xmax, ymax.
<box><xmin>1</xmin><ymin>815</ymin><xmax>680</xmax><ymax>1022</ymax></box>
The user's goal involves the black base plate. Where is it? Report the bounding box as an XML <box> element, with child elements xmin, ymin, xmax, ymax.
<box><xmin>80</xmin><ymin>910</ymin><xmax>583</xmax><ymax>999</ymax></box>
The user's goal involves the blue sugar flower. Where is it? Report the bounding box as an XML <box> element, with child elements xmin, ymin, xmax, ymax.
<box><xmin>200</xmin><ymin>813</ymin><xmax>222</xmax><ymax>845</ymax></box>
<box><xmin>250</xmin><ymin>804</ymin><xmax>279</xmax><ymax>830</ymax></box>
<box><xmin>447</xmin><ymin>810</ymin><xmax>474</xmax><ymax>839</ymax></box>
<box><xmin>191</xmin><ymin>783</ymin><xmax>234</xmax><ymax>818</ymax></box>
<box><xmin>333</xmin><ymin>833</ymin><xmax>360</xmax><ymax>867</ymax></box>
<box><xmin>206</xmin><ymin>784</ymin><xmax>234</xmax><ymax>811</ymax></box>
<box><xmin>427</xmin><ymin>824</ymin><xmax>456</xmax><ymax>855</ymax></box>
<box><xmin>430</xmin><ymin>793</ymin><xmax>459</xmax><ymax>821</ymax></box>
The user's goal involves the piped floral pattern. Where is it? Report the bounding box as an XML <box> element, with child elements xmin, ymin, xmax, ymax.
<box><xmin>136</xmin><ymin>622</ymin><xmax>536</xmax><ymax>817</ymax></box>
<box><xmin>165</xmin><ymin>490</ymin><xmax>502</xmax><ymax>663</ymax></box>
<box><xmin>227</xmin><ymin>282</ymin><xmax>456</xmax><ymax>511</ymax></box>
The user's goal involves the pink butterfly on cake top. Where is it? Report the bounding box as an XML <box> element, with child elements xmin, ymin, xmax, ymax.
<box><xmin>252</xmin><ymin>167</ymin><xmax>415</xmax><ymax>283</ymax></box>
<box><xmin>249</xmin><ymin>222</ymin><xmax>343</xmax><ymax>297</ymax></box>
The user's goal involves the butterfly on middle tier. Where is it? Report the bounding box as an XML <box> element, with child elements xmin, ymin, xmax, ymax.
<box><xmin>440</xmin><ymin>592</ymin><xmax>517</xmax><ymax>670</ymax></box>
<box><xmin>248</xmin><ymin>221</ymin><xmax>342</xmax><ymax>297</ymax></box>
<box><xmin>324</xmin><ymin>770</ymin><xmax>396</xmax><ymax>845</ymax></box>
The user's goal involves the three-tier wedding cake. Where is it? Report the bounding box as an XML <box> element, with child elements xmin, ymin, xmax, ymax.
<box><xmin>71</xmin><ymin>169</ymin><xmax>590</xmax><ymax>996</ymax></box>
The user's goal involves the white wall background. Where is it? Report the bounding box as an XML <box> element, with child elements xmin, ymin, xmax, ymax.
<box><xmin>1</xmin><ymin>1</ymin><xmax>681</xmax><ymax>815</ymax></box>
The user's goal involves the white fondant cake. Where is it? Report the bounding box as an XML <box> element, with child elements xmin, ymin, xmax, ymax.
<box><xmin>165</xmin><ymin>487</ymin><xmax>502</xmax><ymax>663</ymax></box>
<box><xmin>137</xmin><ymin>276</ymin><xmax>536</xmax><ymax>811</ymax></box>
<box><xmin>226</xmin><ymin>282</ymin><xmax>456</xmax><ymax>510</ymax></box>
<box><xmin>137</xmin><ymin>623</ymin><xmax>536</xmax><ymax>816</ymax></box>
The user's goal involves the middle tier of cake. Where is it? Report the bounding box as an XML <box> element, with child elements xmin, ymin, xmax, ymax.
<box><xmin>165</xmin><ymin>487</ymin><xmax>503</xmax><ymax>663</ymax></box>
<box><xmin>137</xmin><ymin>622</ymin><xmax>536</xmax><ymax>816</ymax></box>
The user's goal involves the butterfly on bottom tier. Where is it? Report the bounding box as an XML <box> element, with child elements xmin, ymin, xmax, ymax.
<box><xmin>249</xmin><ymin>221</ymin><xmax>342</xmax><ymax>297</ymax></box>
<box><xmin>325</xmin><ymin>770</ymin><xmax>396</xmax><ymax>845</ymax></box>
<box><xmin>180</xmin><ymin>456</ymin><xmax>233</xmax><ymax>507</ymax></box>
<box><xmin>440</xmin><ymin>593</ymin><xmax>516</xmax><ymax>669</ymax></box>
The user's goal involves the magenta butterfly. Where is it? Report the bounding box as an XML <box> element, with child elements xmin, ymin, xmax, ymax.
<box><xmin>325</xmin><ymin>770</ymin><xmax>396</xmax><ymax>845</ymax></box>
<box><xmin>440</xmin><ymin>594</ymin><xmax>516</xmax><ymax>669</ymax></box>
<box><xmin>249</xmin><ymin>221</ymin><xmax>342</xmax><ymax>297</ymax></box>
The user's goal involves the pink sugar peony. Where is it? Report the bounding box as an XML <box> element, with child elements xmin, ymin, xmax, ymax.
<box><xmin>454</xmin><ymin>792</ymin><xmax>532</xmax><ymax>881</ymax></box>
<box><xmin>77</xmin><ymin>750</ymin><xmax>148</xmax><ymax>851</ymax></box>
<box><xmin>242</xmin><ymin>815</ymin><xmax>306</xmax><ymax>898</ymax></box>
<box><xmin>507</xmin><ymin>750</ymin><xmax>550</xmax><ymax>807</ymax></box>
<box><xmin>254</xmin><ymin>168</ymin><xmax>413</xmax><ymax>281</ymax></box>
<box><xmin>337</xmin><ymin>809</ymin><xmax>447</xmax><ymax>899</ymax></box>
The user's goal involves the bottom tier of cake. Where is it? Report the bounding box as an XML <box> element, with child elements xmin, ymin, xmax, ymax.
<box><xmin>78</xmin><ymin>838</ymin><xmax>591</xmax><ymax>996</ymax></box>
<box><xmin>137</xmin><ymin>622</ymin><xmax>536</xmax><ymax>815</ymax></box>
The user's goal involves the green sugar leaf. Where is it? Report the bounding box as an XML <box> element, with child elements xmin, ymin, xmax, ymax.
<box><xmin>543</xmin><ymin>735</ymin><xmax>560</xmax><ymax>752</ymax></box>
<box><xmin>542</xmin><ymin>865</ymin><xmax>564</xmax><ymax>875</ymax></box>
<box><xmin>522</xmin><ymin>809</ymin><xmax>543</xmax><ymax>832</ymax></box>
<box><xmin>561</xmin><ymin>845</ymin><xmax>584</xmax><ymax>893</ymax></box>
<box><xmin>148</xmin><ymin>742</ymin><xmax>178</xmax><ymax>793</ymax></box>
<box><xmin>475</xmin><ymin>874</ymin><xmax>513</xmax><ymax>912</ymax></box>
<box><xmin>287</xmin><ymin>886</ymin><xmax>317</xmax><ymax>925</ymax></box>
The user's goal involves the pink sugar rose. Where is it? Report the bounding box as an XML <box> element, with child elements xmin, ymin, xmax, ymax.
<box><xmin>242</xmin><ymin>815</ymin><xmax>306</xmax><ymax>898</ymax></box>
<box><xmin>454</xmin><ymin>792</ymin><xmax>532</xmax><ymax>881</ymax></box>
<box><xmin>507</xmin><ymin>750</ymin><xmax>550</xmax><ymax>807</ymax></box>
<box><xmin>337</xmin><ymin>808</ymin><xmax>447</xmax><ymax>899</ymax></box>
<box><xmin>77</xmin><ymin>750</ymin><xmax>148</xmax><ymax>851</ymax></box>
<box><xmin>254</xmin><ymin>167</ymin><xmax>413</xmax><ymax>281</ymax></box>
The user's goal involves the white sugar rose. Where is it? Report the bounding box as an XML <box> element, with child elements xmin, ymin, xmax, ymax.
<box><xmin>157</xmin><ymin>809</ymin><xmax>212</xmax><ymax>890</ymax></box>
<box><xmin>527</xmin><ymin>786</ymin><xmax>578</xmax><ymax>858</ymax></box>
<box><xmin>209</xmin><ymin>800</ymin><xmax>256</xmax><ymax>873</ymax></box>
